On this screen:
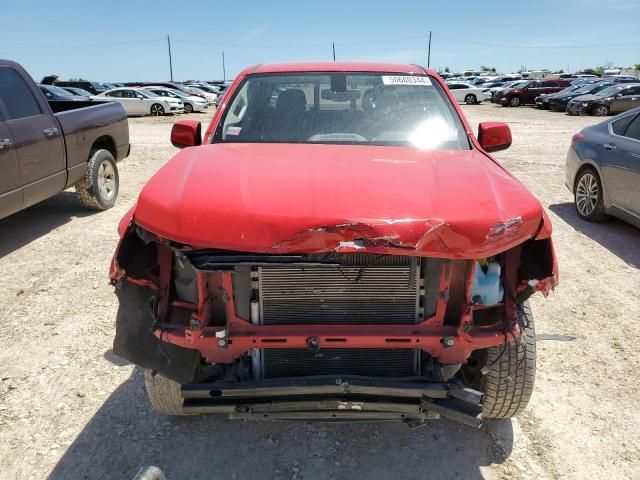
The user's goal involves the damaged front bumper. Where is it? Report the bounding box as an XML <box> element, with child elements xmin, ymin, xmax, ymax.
<box><xmin>180</xmin><ymin>375</ymin><xmax>484</xmax><ymax>427</ymax></box>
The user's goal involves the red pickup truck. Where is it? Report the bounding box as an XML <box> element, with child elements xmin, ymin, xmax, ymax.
<box><xmin>111</xmin><ymin>62</ymin><xmax>557</xmax><ymax>427</ymax></box>
<box><xmin>0</xmin><ymin>60</ymin><xmax>130</xmax><ymax>220</ymax></box>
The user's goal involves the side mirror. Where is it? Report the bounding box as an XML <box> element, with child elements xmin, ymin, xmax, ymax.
<box><xmin>171</xmin><ymin>120</ymin><xmax>202</xmax><ymax>148</ymax></box>
<box><xmin>478</xmin><ymin>122</ymin><xmax>512</xmax><ymax>152</ymax></box>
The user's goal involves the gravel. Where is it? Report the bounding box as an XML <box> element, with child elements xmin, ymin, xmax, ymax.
<box><xmin>0</xmin><ymin>104</ymin><xmax>639</xmax><ymax>480</ymax></box>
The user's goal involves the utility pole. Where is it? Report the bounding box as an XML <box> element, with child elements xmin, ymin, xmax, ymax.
<box><xmin>332</xmin><ymin>42</ymin><xmax>336</xmax><ymax>61</ymax></box>
<box><xmin>222</xmin><ymin>51</ymin><xmax>226</xmax><ymax>82</ymax></box>
<box><xmin>167</xmin><ymin>34</ymin><xmax>174</xmax><ymax>81</ymax></box>
<box><xmin>427</xmin><ymin>31</ymin><xmax>432</xmax><ymax>68</ymax></box>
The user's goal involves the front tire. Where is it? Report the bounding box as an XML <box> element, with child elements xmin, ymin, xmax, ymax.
<box><xmin>75</xmin><ymin>149</ymin><xmax>119</xmax><ymax>211</ymax></box>
<box><xmin>144</xmin><ymin>371</ymin><xmax>186</xmax><ymax>416</ymax></box>
<box><xmin>150</xmin><ymin>104</ymin><xmax>165</xmax><ymax>116</ymax></box>
<box><xmin>481</xmin><ymin>302</ymin><xmax>536</xmax><ymax>418</ymax></box>
<box><xmin>509</xmin><ymin>96</ymin><xmax>521</xmax><ymax>107</ymax></box>
<box><xmin>184</xmin><ymin>103</ymin><xmax>193</xmax><ymax>114</ymax></box>
<box><xmin>465</xmin><ymin>94</ymin><xmax>477</xmax><ymax>105</ymax></box>
<box><xmin>593</xmin><ymin>104</ymin><xmax>609</xmax><ymax>117</ymax></box>
<box><xmin>574</xmin><ymin>167</ymin><xmax>606</xmax><ymax>221</ymax></box>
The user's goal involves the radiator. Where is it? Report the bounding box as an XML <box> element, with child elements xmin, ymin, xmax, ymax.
<box><xmin>256</xmin><ymin>253</ymin><xmax>422</xmax><ymax>378</ymax></box>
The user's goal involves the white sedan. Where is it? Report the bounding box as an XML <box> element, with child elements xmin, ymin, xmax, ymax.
<box><xmin>445</xmin><ymin>82</ymin><xmax>490</xmax><ymax>104</ymax></box>
<box><xmin>93</xmin><ymin>87</ymin><xmax>184</xmax><ymax>116</ymax></box>
<box><xmin>184</xmin><ymin>86</ymin><xmax>217</xmax><ymax>105</ymax></box>
<box><xmin>143</xmin><ymin>87</ymin><xmax>208</xmax><ymax>113</ymax></box>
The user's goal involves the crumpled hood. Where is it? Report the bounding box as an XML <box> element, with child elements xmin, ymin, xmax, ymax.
<box><xmin>134</xmin><ymin>143</ymin><xmax>546</xmax><ymax>258</ymax></box>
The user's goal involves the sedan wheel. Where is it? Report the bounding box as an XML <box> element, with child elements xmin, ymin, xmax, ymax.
<box><xmin>150</xmin><ymin>104</ymin><xmax>165</xmax><ymax>116</ymax></box>
<box><xmin>465</xmin><ymin>94</ymin><xmax>477</xmax><ymax>105</ymax></box>
<box><xmin>184</xmin><ymin>103</ymin><xmax>193</xmax><ymax>114</ymax></box>
<box><xmin>593</xmin><ymin>105</ymin><xmax>609</xmax><ymax>117</ymax></box>
<box><xmin>574</xmin><ymin>169</ymin><xmax>606</xmax><ymax>221</ymax></box>
<box><xmin>509</xmin><ymin>96</ymin><xmax>520</xmax><ymax>107</ymax></box>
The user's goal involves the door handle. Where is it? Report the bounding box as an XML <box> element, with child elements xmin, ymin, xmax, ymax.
<box><xmin>0</xmin><ymin>138</ymin><xmax>12</xmax><ymax>151</ymax></box>
<box><xmin>43</xmin><ymin>127</ymin><xmax>59</xmax><ymax>137</ymax></box>
<box><xmin>603</xmin><ymin>143</ymin><xmax>617</xmax><ymax>151</ymax></box>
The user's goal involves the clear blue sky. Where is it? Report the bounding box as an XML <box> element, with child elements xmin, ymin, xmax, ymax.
<box><xmin>2</xmin><ymin>0</ymin><xmax>639</xmax><ymax>82</ymax></box>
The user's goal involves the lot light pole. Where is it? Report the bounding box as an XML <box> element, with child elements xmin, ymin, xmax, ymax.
<box><xmin>222</xmin><ymin>51</ymin><xmax>226</xmax><ymax>82</ymax></box>
<box><xmin>332</xmin><ymin>42</ymin><xmax>336</xmax><ymax>61</ymax></box>
<box><xmin>427</xmin><ymin>31</ymin><xmax>432</xmax><ymax>68</ymax></box>
<box><xmin>167</xmin><ymin>34</ymin><xmax>174</xmax><ymax>82</ymax></box>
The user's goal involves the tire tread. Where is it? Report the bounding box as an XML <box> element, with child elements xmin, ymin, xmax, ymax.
<box><xmin>144</xmin><ymin>370</ymin><xmax>185</xmax><ymax>416</ymax></box>
<box><xmin>482</xmin><ymin>302</ymin><xmax>536</xmax><ymax>418</ymax></box>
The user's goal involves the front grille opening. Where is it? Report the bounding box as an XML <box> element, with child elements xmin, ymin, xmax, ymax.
<box><xmin>262</xmin><ymin>348</ymin><xmax>417</xmax><ymax>378</ymax></box>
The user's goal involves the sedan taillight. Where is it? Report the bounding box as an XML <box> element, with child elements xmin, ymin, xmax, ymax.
<box><xmin>572</xmin><ymin>133</ymin><xmax>585</xmax><ymax>143</ymax></box>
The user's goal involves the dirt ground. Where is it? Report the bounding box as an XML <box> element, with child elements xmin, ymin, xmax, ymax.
<box><xmin>1</xmin><ymin>103</ymin><xmax>639</xmax><ymax>480</ymax></box>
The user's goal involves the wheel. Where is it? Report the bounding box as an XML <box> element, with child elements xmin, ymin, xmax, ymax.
<box><xmin>150</xmin><ymin>104</ymin><xmax>165</xmax><ymax>116</ymax></box>
<box><xmin>509</xmin><ymin>96</ymin><xmax>521</xmax><ymax>107</ymax></box>
<box><xmin>464</xmin><ymin>94</ymin><xmax>477</xmax><ymax>105</ymax></box>
<box><xmin>593</xmin><ymin>105</ymin><xmax>609</xmax><ymax>117</ymax></box>
<box><xmin>75</xmin><ymin>149</ymin><xmax>119</xmax><ymax>211</ymax></box>
<box><xmin>574</xmin><ymin>167</ymin><xmax>606</xmax><ymax>221</ymax></box>
<box><xmin>144</xmin><ymin>370</ymin><xmax>186</xmax><ymax>415</ymax></box>
<box><xmin>480</xmin><ymin>302</ymin><xmax>536</xmax><ymax>418</ymax></box>
<box><xmin>184</xmin><ymin>103</ymin><xmax>193</xmax><ymax>114</ymax></box>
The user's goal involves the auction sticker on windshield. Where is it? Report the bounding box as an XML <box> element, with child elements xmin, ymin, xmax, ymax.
<box><xmin>382</xmin><ymin>76</ymin><xmax>432</xmax><ymax>86</ymax></box>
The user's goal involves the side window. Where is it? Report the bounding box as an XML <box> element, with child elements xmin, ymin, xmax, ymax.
<box><xmin>611</xmin><ymin>115</ymin><xmax>635</xmax><ymax>135</ymax></box>
<box><xmin>448</xmin><ymin>84</ymin><xmax>462</xmax><ymax>90</ymax></box>
<box><xmin>107</xmin><ymin>90</ymin><xmax>122</xmax><ymax>98</ymax></box>
<box><xmin>623</xmin><ymin>115</ymin><xmax>640</xmax><ymax>141</ymax></box>
<box><xmin>623</xmin><ymin>86</ymin><xmax>640</xmax><ymax>96</ymax></box>
<box><xmin>0</xmin><ymin>66</ymin><xmax>42</xmax><ymax>120</ymax></box>
<box><xmin>221</xmin><ymin>81</ymin><xmax>249</xmax><ymax>138</ymax></box>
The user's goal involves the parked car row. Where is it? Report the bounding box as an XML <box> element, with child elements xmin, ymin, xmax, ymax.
<box><xmin>535</xmin><ymin>79</ymin><xmax>640</xmax><ymax>116</ymax></box>
<box><xmin>39</xmin><ymin>76</ymin><xmax>223</xmax><ymax>117</ymax></box>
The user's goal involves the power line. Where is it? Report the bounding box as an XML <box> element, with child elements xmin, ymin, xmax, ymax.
<box><xmin>432</xmin><ymin>34</ymin><xmax>640</xmax><ymax>49</ymax></box>
<box><xmin>173</xmin><ymin>38</ymin><xmax>328</xmax><ymax>49</ymax></box>
<box><xmin>4</xmin><ymin>32</ymin><xmax>639</xmax><ymax>52</ymax></box>
<box><xmin>2</xmin><ymin>38</ymin><xmax>164</xmax><ymax>49</ymax></box>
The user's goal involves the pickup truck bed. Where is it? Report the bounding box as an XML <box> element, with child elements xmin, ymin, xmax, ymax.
<box><xmin>0</xmin><ymin>60</ymin><xmax>130</xmax><ymax>220</ymax></box>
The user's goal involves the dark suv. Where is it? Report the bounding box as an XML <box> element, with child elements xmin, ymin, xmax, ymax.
<box><xmin>499</xmin><ymin>79</ymin><xmax>570</xmax><ymax>107</ymax></box>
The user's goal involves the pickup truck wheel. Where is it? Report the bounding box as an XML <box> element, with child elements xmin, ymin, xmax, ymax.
<box><xmin>75</xmin><ymin>149</ymin><xmax>119</xmax><ymax>211</ymax></box>
<box><xmin>184</xmin><ymin>103</ymin><xmax>193</xmax><ymax>114</ymax></box>
<box><xmin>144</xmin><ymin>370</ymin><xmax>186</xmax><ymax>416</ymax></box>
<box><xmin>480</xmin><ymin>302</ymin><xmax>536</xmax><ymax>418</ymax></box>
<box><xmin>464</xmin><ymin>94</ymin><xmax>477</xmax><ymax>105</ymax></box>
<box><xmin>150</xmin><ymin>104</ymin><xmax>165</xmax><ymax>116</ymax></box>
<box><xmin>509</xmin><ymin>96</ymin><xmax>521</xmax><ymax>107</ymax></box>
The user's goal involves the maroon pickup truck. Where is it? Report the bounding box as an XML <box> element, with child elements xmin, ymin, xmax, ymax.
<box><xmin>0</xmin><ymin>60</ymin><xmax>130</xmax><ymax>220</ymax></box>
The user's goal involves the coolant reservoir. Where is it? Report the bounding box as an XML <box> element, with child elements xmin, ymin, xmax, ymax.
<box><xmin>471</xmin><ymin>261</ymin><xmax>504</xmax><ymax>306</ymax></box>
